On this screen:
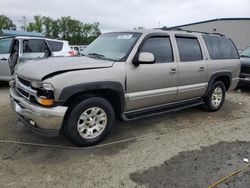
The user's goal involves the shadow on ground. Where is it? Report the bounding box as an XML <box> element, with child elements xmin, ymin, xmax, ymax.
<box><xmin>130</xmin><ymin>141</ymin><xmax>250</xmax><ymax>188</ymax></box>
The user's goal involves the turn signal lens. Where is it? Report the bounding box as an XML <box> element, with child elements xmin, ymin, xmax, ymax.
<box><xmin>37</xmin><ymin>98</ymin><xmax>55</xmax><ymax>106</ymax></box>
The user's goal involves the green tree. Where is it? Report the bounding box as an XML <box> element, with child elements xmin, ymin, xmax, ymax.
<box><xmin>42</xmin><ymin>16</ymin><xmax>53</xmax><ymax>37</ymax></box>
<box><xmin>0</xmin><ymin>15</ymin><xmax>16</xmax><ymax>30</ymax></box>
<box><xmin>27</xmin><ymin>15</ymin><xmax>43</xmax><ymax>32</ymax></box>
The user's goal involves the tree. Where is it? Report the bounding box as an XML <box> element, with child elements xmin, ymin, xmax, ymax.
<box><xmin>27</xmin><ymin>15</ymin><xmax>43</xmax><ymax>33</ymax></box>
<box><xmin>0</xmin><ymin>15</ymin><xmax>16</xmax><ymax>30</ymax></box>
<box><xmin>42</xmin><ymin>16</ymin><xmax>53</xmax><ymax>37</ymax></box>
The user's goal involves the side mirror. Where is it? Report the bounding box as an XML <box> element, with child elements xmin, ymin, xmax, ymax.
<box><xmin>133</xmin><ymin>52</ymin><xmax>155</xmax><ymax>65</ymax></box>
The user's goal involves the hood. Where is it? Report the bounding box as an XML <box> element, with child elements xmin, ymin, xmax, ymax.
<box><xmin>15</xmin><ymin>56</ymin><xmax>114</xmax><ymax>80</ymax></box>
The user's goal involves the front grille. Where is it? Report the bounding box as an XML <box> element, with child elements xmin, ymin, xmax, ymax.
<box><xmin>16</xmin><ymin>87</ymin><xmax>30</xmax><ymax>99</ymax></box>
<box><xmin>18</xmin><ymin>76</ymin><xmax>31</xmax><ymax>87</ymax></box>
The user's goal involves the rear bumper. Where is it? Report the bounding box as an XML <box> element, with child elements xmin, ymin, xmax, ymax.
<box><xmin>10</xmin><ymin>87</ymin><xmax>68</xmax><ymax>137</ymax></box>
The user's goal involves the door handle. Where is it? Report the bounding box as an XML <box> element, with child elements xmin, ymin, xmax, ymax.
<box><xmin>0</xmin><ymin>58</ymin><xmax>7</xmax><ymax>61</ymax></box>
<box><xmin>199</xmin><ymin>67</ymin><xmax>204</xmax><ymax>72</ymax></box>
<box><xmin>169</xmin><ymin>68</ymin><xmax>177</xmax><ymax>74</ymax></box>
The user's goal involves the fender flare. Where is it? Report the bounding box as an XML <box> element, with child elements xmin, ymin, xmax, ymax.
<box><xmin>205</xmin><ymin>71</ymin><xmax>232</xmax><ymax>96</ymax></box>
<box><xmin>59</xmin><ymin>81</ymin><xmax>125</xmax><ymax>115</ymax></box>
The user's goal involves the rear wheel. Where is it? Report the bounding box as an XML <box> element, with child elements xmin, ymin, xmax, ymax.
<box><xmin>65</xmin><ymin>97</ymin><xmax>115</xmax><ymax>147</ymax></box>
<box><xmin>204</xmin><ymin>81</ymin><xmax>226</xmax><ymax>112</ymax></box>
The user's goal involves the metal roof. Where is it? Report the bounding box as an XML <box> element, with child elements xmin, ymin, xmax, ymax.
<box><xmin>171</xmin><ymin>18</ymin><xmax>250</xmax><ymax>28</ymax></box>
<box><xmin>0</xmin><ymin>29</ymin><xmax>44</xmax><ymax>37</ymax></box>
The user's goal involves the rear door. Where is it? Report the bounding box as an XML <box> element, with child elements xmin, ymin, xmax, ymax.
<box><xmin>174</xmin><ymin>35</ymin><xmax>208</xmax><ymax>100</ymax></box>
<box><xmin>19</xmin><ymin>39</ymin><xmax>46</xmax><ymax>61</ymax></box>
<box><xmin>126</xmin><ymin>34</ymin><xmax>178</xmax><ymax>111</ymax></box>
<box><xmin>0</xmin><ymin>38</ymin><xmax>13</xmax><ymax>80</ymax></box>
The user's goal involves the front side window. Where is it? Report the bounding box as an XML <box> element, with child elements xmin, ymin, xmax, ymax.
<box><xmin>23</xmin><ymin>39</ymin><xmax>45</xmax><ymax>53</ymax></box>
<box><xmin>0</xmin><ymin>38</ymin><xmax>12</xmax><ymax>54</ymax></box>
<box><xmin>82</xmin><ymin>32</ymin><xmax>141</xmax><ymax>61</ymax></box>
<box><xmin>203</xmin><ymin>36</ymin><xmax>239</xmax><ymax>59</ymax></box>
<box><xmin>176</xmin><ymin>37</ymin><xmax>203</xmax><ymax>62</ymax></box>
<box><xmin>140</xmin><ymin>37</ymin><xmax>173</xmax><ymax>63</ymax></box>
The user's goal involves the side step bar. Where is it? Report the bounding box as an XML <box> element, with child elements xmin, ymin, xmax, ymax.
<box><xmin>122</xmin><ymin>99</ymin><xmax>205</xmax><ymax>121</ymax></box>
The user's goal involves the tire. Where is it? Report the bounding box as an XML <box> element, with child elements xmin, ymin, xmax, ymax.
<box><xmin>65</xmin><ymin>97</ymin><xmax>115</xmax><ymax>147</ymax></box>
<box><xmin>204</xmin><ymin>81</ymin><xmax>226</xmax><ymax>112</ymax></box>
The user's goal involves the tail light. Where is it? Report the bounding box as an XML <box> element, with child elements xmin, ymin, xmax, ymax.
<box><xmin>68</xmin><ymin>50</ymin><xmax>76</xmax><ymax>56</ymax></box>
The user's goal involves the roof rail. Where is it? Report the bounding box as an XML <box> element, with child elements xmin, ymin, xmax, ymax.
<box><xmin>160</xmin><ymin>27</ymin><xmax>225</xmax><ymax>37</ymax></box>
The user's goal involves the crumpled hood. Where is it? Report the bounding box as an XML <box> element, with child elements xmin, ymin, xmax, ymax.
<box><xmin>15</xmin><ymin>56</ymin><xmax>114</xmax><ymax>80</ymax></box>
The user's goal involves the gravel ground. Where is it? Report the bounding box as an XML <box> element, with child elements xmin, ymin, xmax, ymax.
<box><xmin>0</xmin><ymin>82</ymin><xmax>250</xmax><ymax>188</ymax></box>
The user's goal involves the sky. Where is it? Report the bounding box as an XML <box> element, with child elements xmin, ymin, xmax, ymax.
<box><xmin>1</xmin><ymin>0</ymin><xmax>250</xmax><ymax>32</ymax></box>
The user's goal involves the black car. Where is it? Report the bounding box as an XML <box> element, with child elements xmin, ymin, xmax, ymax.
<box><xmin>239</xmin><ymin>47</ymin><xmax>250</xmax><ymax>86</ymax></box>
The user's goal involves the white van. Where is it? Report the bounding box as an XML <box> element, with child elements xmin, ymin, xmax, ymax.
<box><xmin>0</xmin><ymin>36</ymin><xmax>76</xmax><ymax>81</ymax></box>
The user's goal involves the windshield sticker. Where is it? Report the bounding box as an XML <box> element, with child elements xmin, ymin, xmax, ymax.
<box><xmin>117</xmin><ymin>34</ymin><xmax>133</xmax><ymax>39</ymax></box>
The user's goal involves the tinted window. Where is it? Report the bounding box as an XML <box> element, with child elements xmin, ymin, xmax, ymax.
<box><xmin>47</xmin><ymin>41</ymin><xmax>63</xmax><ymax>52</ymax></box>
<box><xmin>23</xmin><ymin>39</ymin><xmax>45</xmax><ymax>53</ymax></box>
<box><xmin>141</xmin><ymin>37</ymin><xmax>173</xmax><ymax>63</ymax></box>
<box><xmin>203</xmin><ymin>36</ymin><xmax>239</xmax><ymax>59</ymax></box>
<box><xmin>0</xmin><ymin>38</ymin><xmax>12</xmax><ymax>54</ymax></box>
<box><xmin>176</xmin><ymin>37</ymin><xmax>202</xmax><ymax>62</ymax></box>
<box><xmin>240</xmin><ymin>47</ymin><xmax>250</xmax><ymax>58</ymax></box>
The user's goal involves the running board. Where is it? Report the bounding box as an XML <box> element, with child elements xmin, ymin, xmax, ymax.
<box><xmin>122</xmin><ymin>99</ymin><xmax>205</xmax><ymax>121</ymax></box>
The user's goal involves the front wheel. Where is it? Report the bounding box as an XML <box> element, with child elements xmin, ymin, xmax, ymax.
<box><xmin>204</xmin><ymin>81</ymin><xmax>226</xmax><ymax>112</ymax></box>
<box><xmin>65</xmin><ymin>97</ymin><xmax>115</xmax><ymax>147</ymax></box>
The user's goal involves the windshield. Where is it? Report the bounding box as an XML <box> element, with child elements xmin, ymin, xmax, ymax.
<box><xmin>240</xmin><ymin>47</ymin><xmax>250</xmax><ymax>58</ymax></box>
<box><xmin>82</xmin><ymin>32</ymin><xmax>141</xmax><ymax>61</ymax></box>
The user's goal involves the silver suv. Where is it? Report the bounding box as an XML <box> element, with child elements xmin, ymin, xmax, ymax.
<box><xmin>9</xmin><ymin>29</ymin><xmax>240</xmax><ymax>146</ymax></box>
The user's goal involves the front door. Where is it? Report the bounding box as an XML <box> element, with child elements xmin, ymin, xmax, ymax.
<box><xmin>126</xmin><ymin>35</ymin><xmax>178</xmax><ymax>111</ymax></box>
<box><xmin>0</xmin><ymin>38</ymin><xmax>13</xmax><ymax>80</ymax></box>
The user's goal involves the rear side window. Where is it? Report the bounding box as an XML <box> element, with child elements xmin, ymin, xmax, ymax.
<box><xmin>0</xmin><ymin>38</ymin><xmax>12</xmax><ymax>54</ymax></box>
<box><xmin>140</xmin><ymin>37</ymin><xmax>173</xmax><ymax>63</ymax></box>
<box><xmin>23</xmin><ymin>39</ymin><xmax>45</xmax><ymax>53</ymax></box>
<box><xmin>47</xmin><ymin>41</ymin><xmax>63</xmax><ymax>52</ymax></box>
<box><xmin>203</xmin><ymin>36</ymin><xmax>239</xmax><ymax>59</ymax></box>
<box><xmin>176</xmin><ymin>37</ymin><xmax>203</xmax><ymax>62</ymax></box>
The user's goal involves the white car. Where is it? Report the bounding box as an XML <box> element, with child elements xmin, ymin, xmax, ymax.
<box><xmin>0</xmin><ymin>36</ymin><xmax>76</xmax><ymax>81</ymax></box>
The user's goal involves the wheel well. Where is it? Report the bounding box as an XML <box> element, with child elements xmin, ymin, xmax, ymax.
<box><xmin>63</xmin><ymin>89</ymin><xmax>124</xmax><ymax>118</ymax></box>
<box><xmin>214</xmin><ymin>76</ymin><xmax>230</xmax><ymax>91</ymax></box>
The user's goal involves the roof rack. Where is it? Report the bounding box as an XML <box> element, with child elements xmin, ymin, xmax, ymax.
<box><xmin>159</xmin><ymin>27</ymin><xmax>225</xmax><ymax>37</ymax></box>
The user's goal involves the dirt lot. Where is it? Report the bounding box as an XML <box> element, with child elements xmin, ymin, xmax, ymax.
<box><xmin>0</xmin><ymin>82</ymin><xmax>250</xmax><ymax>188</ymax></box>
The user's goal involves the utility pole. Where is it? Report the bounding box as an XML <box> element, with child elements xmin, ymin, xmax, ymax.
<box><xmin>19</xmin><ymin>16</ymin><xmax>27</xmax><ymax>31</ymax></box>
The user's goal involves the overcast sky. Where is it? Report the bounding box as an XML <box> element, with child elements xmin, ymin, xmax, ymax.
<box><xmin>1</xmin><ymin>0</ymin><xmax>250</xmax><ymax>32</ymax></box>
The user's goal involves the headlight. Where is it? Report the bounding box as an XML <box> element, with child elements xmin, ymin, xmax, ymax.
<box><xmin>31</xmin><ymin>82</ymin><xmax>55</xmax><ymax>106</ymax></box>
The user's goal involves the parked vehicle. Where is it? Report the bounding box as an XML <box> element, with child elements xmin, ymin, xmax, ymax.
<box><xmin>0</xmin><ymin>36</ymin><xmax>75</xmax><ymax>81</ymax></box>
<box><xmin>9</xmin><ymin>29</ymin><xmax>240</xmax><ymax>146</ymax></box>
<box><xmin>239</xmin><ymin>46</ymin><xmax>250</xmax><ymax>86</ymax></box>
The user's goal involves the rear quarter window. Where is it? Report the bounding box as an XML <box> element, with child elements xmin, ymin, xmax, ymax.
<box><xmin>203</xmin><ymin>36</ymin><xmax>239</xmax><ymax>59</ymax></box>
<box><xmin>47</xmin><ymin>41</ymin><xmax>63</xmax><ymax>52</ymax></box>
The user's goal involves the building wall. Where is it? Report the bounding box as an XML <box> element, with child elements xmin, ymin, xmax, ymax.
<box><xmin>179</xmin><ymin>20</ymin><xmax>250</xmax><ymax>51</ymax></box>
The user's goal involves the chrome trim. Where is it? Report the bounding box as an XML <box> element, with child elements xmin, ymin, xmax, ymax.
<box><xmin>127</xmin><ymin>87</ymin><xmax>177</xmax><ymax>101</ymax></box>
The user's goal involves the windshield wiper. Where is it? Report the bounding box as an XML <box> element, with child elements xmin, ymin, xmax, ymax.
<box><xmin>87</xmin><ymin>53</ymin><xmax>114</xmax><ymax>61</ymax></box>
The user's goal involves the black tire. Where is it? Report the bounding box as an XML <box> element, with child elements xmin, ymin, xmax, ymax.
<box><xmin>204</xmin><ymin>81</ymin><xmax>226</xmax><ymax>112</ymax></box>
<box><xmin>65</xmin><ymin>97</ymin><xmax>115</xmax><ymax>147</ymax></box>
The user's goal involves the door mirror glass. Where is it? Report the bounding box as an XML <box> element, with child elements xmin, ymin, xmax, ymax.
<box><xmin>138</xmin><ymin>52</ymin><xmax>155</xmax><ymax>64</ymax></box>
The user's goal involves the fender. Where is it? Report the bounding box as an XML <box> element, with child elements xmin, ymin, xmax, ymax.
<box><xmin>59</xmin><ymin>81</ymin><xmax>125</xmax><ymax>114</ymax></box>
<box><xmin>205</xmin><ymin>71</ymin><xmax>232</xmax><ymax>96</ymax></box>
